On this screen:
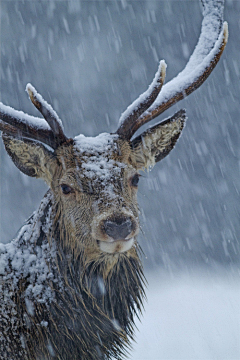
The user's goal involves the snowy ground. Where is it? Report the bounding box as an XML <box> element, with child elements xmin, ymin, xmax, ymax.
<box><xmin>131</xmin><ymin>268</ymin><xmax>240</xmax><ymax>360</ymax></box>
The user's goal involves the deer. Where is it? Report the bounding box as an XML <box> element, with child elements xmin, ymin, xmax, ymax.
<box><xmin>0</xmin><ymin>1</ymin><xmax>228</xmax><ymax>359</ymax></box>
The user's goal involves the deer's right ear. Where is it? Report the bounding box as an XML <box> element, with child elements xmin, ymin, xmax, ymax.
<box><xmin>130</xmin><ymin>109</ymin><xmax>186</xmax><ymax>170</ymax></box>
<box><xmin>2</xmin><ymin>134</ymin><xmax>57</xmax><ymax>183</ymax></box>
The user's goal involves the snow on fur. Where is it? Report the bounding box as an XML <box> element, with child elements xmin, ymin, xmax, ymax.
<box><xmin>0</xmin><ymin>191</ymin><xmax>60</xmax><ymax>318</ymax></box>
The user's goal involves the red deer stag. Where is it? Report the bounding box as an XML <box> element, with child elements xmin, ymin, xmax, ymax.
<box><xmin>0</xmin><ymin>1</ymin><xmax>228</xmax><ymax>359</ymax></box>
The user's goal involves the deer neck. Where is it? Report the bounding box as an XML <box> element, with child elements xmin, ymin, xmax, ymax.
<box><xmin>15</xmin><ymin>189</ymin><xmax>145</xmax><ymax>353</ymax></box>
<box><xmin>34</xmin><ymin>196</ymin><xmax>144</xmax><ymax>347</ymax></box>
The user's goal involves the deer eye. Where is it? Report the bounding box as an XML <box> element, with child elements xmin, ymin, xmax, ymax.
<box><xmin>61</xmin><ymin>184</ymin><xmax>74</xmax><ymax>195</ymax></box>
<box><xmin>130</xmin><ymin>174</ymin><xmax>140</xmax><ymax>187</ymax></box>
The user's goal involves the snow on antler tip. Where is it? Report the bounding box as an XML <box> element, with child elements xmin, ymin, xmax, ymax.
<box><xmin>118</xmin><ymin>59</ymin><xmax>167</xmax><ymax>127</ymax></box>
<box><xmin>26</xmin><ymin>83</ymin><xmax>36</xmax><ymax>94</ymax></box>
<box><xmin>158</xmin><ymin>60</ymin><xmax>167</xmax><ymax>82</ymax></box>
<box><xmin>25</xmin><ymin>83</ymin><xmax>64</xmax><ymax>132</ymax></box>
<box><xmin>26</xmin><ymin>83</ymin><xmax>53</xmax><ymax>112</ymax></box>
<box><xmin>159</xmin><ymin>59</ymin><xmax>167</xmax><ymax>72</ymax></box>
<box><xmin>149</xmin><ymin>59</ymin><xmax>167</xmax><ymax>91</ymax></box>
<box><xmin>26</xmin><ymin>83</ymin><xmax>43</xmax><ymax>108</ymax></box>
<box><xmin>223</xmin><ymin>21</ymin><xmax>229</xmax><ymax>44</ymax></box>
<box><xmin>26</xmin><ymin>83</ymin><xmax>42</xmax><ymax>111</ymax></box>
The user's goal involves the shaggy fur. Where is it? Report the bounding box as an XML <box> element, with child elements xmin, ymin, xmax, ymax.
<box><xmin>0</xmin><ymin>190</ymin><xmax>145</xmax><ymax>360</ymax></box>
<box><xmin>0</xmin><ymin>101</ymin><xmax>184</xmax><ymax>360</ymax></box>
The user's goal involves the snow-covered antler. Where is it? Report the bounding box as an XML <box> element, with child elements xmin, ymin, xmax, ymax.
<box><xmin>0</xmin><ymin>84</ymin><xmax>68</xmax><ymax>149</ymax></box>
<box><xmin>116</xmin><ymin>0</ymin><xmax>228</xmax><ymax>140</ymax></box>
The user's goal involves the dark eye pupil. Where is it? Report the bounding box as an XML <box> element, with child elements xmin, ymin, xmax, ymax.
<box><xmin>131</xmin><ymin>174</ymin><xmax>140</xmax><ymax>187</ymax></box>
<box><xmin>61</xmin><ymin>184</ymin><xmax>73</xmax><ymax>194</ymax></box>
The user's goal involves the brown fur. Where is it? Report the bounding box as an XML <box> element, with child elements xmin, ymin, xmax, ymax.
<box><xmin>1</xmin><ymin>113</ymin><xmax>184</xmax><ymax>359</ymax></box>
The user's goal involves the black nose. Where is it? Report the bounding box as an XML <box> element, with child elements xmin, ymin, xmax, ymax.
<box><xmin>103</xmin><ymin>217</ymin><xmax>133</xmax><ymax>240</ymax></box>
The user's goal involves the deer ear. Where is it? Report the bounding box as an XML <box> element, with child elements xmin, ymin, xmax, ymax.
<box><xmin>2</xmin><ymin>134</ymin><xmax>57</xmax><ymax>183</ymax></box>
<box><xmin>130</xmin><ymin>109</ymin><xmax>186</xmax><ymax>170</ymax></box>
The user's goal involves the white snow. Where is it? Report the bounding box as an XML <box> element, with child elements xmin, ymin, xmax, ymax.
<box><xmin>74</xmin><ymin>132</ymin><xmax>118</xmax><ymax>152</ymax></box>
<box><xmin>118</xmin><ymin>60</ymin><xmax>166</xmax><ymax>126</ymax></box>
<box><xmin>0</xmin><ymin>192</ymin><xmax>58</xmax><ymax>306</ymax></box>
<box><xmin>118</xmin><ymin>0</ymin><xmax>228</xmax><ymax>129</ymax></box>
<box><xmin>131</xmin><ymin>269</ymin><xmax>240</xmax><ymax>360</ymax></box>
<box><xmin>0</xmin><ymin>102</ymin><xmax>51</xmax><ymax>131</ymax></box>
<box><xmin>26</xmin><ymin>83</ymin><xmax>64</xmax><ymax>131</ymax></box>
<box><xmin>0</xmin><ymin>191</ymin><xmax>62</xmax><ymax>357</ymax></box>
<box><xmin>74</xmin><ymin>133</ymin><xmax>125</xmax><ymax>187</ymax></box>
<box><xmin>0</xmin><ymin>82</ymin><xmax>64</xmax><ymax>134</ymax></box>
<box><xmin>141</xmin><ymin>22</ymin><xmax>228</xmax><ymax>119</ymax></box>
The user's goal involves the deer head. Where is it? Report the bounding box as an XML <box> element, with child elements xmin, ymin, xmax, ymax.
<box><xmin>0</xmin><ymin>21</ymin><xmax>228</xmax><ymax>272</ymax></box>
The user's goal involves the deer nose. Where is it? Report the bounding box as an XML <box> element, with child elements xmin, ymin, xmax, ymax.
<box><xmin>103</xmin><ymin>217</ymin><xmax>133</xmax><ymax>240</ymax></box>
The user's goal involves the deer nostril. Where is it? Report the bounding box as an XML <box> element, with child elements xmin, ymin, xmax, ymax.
<box><xmin>103</xmin><ymin>218</ymin><xmax>133</xmax><ymax>240</ymax></box>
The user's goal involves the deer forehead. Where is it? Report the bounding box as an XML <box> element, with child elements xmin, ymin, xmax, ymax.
<box><xmin>56</xmin><ymin>133</ymin><xmax>135</xmax><ymax>186</ymax></box>
<box><xmin>74</xmin><ymin>133</ymin><xmax>131</xmax><ymax>161</ymax></box>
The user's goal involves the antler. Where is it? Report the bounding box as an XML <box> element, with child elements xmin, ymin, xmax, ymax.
<box><xmin>0</xmin><ymin>84</ymin><xmax>68</xmax><ymax>150</ymax></box>
<box><xmin>116</xmin><ymin>0</ymin><xmax>228</xmax><ymax>140</ymax></box>
<box><xmin>116</xmin><ymin>60</ymin><xmax>166</xmax><ymax>137</ymax></box>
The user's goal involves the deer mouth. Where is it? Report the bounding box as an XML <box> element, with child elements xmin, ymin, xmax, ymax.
<box><xmin>97</xmin><ymin>237</ymin><xmax>135</xmax><ymax>254</ymax></box>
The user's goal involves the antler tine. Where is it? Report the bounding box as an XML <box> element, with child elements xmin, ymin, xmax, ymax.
<box><xmin>116</xmin><ymin>60</ymin><xmax>166</xmax><ymax>138</ymax></box>
<box><xmin>0</xmin><ymin>85</ymin><xmax>69</xmax><ymax>150</ymax></box>
<box><xmin>132</xmin><ymin>22</ymin><xmax>228</xmax><ymax>133</ymax></box>
<box><xmin>26</xmin><ymin>84</ymin><xmax>68</xmax><ymax>146</ymax></box>
<box><xmin>117</xmin><ymin>0</ymin><xmax>228</xmax><ymax>140</ymax></box>
<box><xmin>0</xmin><ymin>102</ymin><xmax>58</xmax><ymax>149</ymax></box>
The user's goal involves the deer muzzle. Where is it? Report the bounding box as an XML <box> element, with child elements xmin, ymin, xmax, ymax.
<box><xmin>92</xmin><ymin>213</ymin><xmax>139</xmax><ymax>254</ymax></box>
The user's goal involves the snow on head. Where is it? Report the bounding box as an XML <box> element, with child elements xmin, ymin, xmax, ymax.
<box><xmin>74</xmin><ymin>132</ymin><xmax>117</xmax><ymax>151</ymax></box>
<box><xmin>73</xmin><ymin>133</ymin><xmax>126</xmax><ymax>199</ymax></box>
<box><xmin>74</xmin><ymin>133</ymin><xmax>124</xmax><ymax>176</ymax></box>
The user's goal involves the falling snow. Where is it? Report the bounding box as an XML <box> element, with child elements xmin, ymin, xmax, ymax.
<box><xmin>0</xmin><ymin>0</ymin><xmax>239</xmax><ymax>359</ymax></box>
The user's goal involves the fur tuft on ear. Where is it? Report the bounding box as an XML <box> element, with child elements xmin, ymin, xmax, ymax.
<box><xmin>131</xmin><ymin>109</ymin><xmax>186</xmax><ymax>170</ymax></box>
<box><xmin>2</xmin><ymin>134</ymin><xmax>57</xmax><ymax>183</ymax></box>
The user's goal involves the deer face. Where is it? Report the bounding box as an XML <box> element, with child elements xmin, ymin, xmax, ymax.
<box><xmin>54</xmin><ymin>134</ymin><xmax>140</xmax><ymax>257</ymax></box>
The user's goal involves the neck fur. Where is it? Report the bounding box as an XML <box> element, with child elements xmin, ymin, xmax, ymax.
<box><xmin>45</xmin><ymin>191</ymin><xmax>146</xmax><ymax>358</ymax></box>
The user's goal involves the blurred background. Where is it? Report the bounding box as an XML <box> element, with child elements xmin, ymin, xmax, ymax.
<box><xmin>0</xmin><ymin>1</ymin><xmax>239</xmax><ymax>359</ymax></box>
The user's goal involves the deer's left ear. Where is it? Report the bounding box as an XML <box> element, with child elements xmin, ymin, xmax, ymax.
<box><xmin>130</xmin><ymin>109</ymin><xmax>186</xmax><ymax>170</ymax></box>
